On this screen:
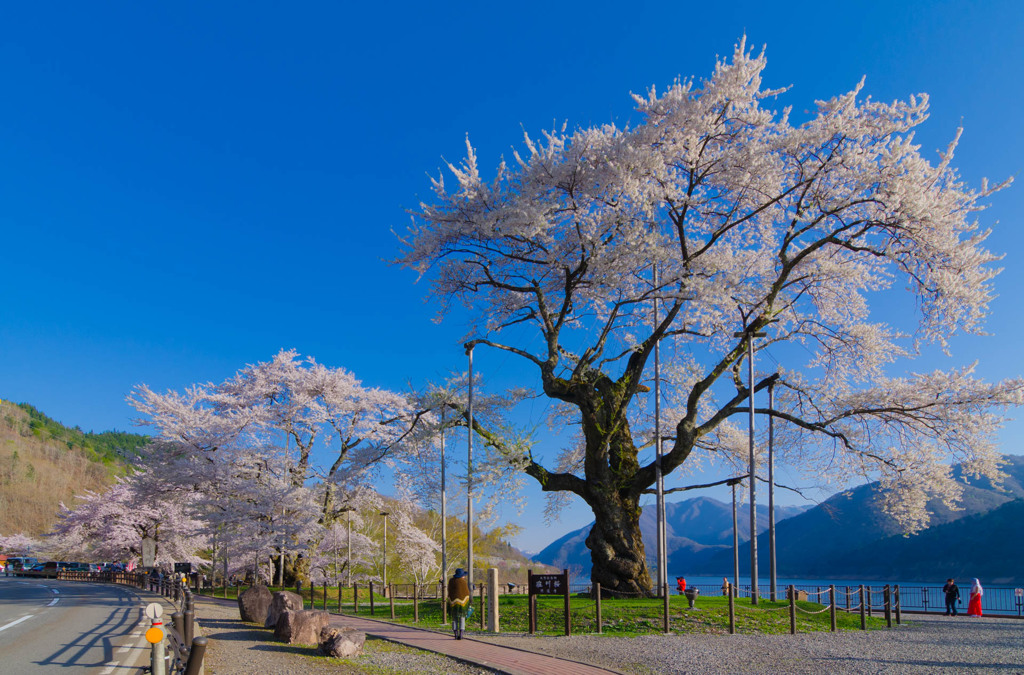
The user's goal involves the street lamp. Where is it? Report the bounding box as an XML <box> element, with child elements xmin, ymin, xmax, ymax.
<box><xmin>733</xmin><ymin>329</ymin><xmax>766</xmax><ymax>604</ymax></box>
<box><xmin>380</xmin><ymin>511</ymin><xmax>389</xmax><ymax>588</ymax></box>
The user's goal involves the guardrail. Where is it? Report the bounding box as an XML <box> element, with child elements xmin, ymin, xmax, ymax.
<box><xmin>56</xmin><ymin>570</ymin><xmax>207</xmax><ymax>673</ymax></box>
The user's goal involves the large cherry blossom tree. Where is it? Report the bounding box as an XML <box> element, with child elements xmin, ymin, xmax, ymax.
<box><xmin>398</xmin><ymin>38</ymin><xmax>1024</xmax><ymax>594</ymax></box>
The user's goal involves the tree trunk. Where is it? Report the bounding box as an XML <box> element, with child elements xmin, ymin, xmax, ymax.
<box><xmin>585</xmin><ymin>488</ymin><xmax>652</xmax><ymax>596</ymax></box>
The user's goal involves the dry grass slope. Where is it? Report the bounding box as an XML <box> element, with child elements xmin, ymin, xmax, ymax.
<box><xmin>0</xmin><ymin>400</ymin><xmax>141</xmax><ymax>536</ymax></box>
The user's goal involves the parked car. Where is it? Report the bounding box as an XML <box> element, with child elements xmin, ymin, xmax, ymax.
<box><xmin>22</xmin><ymin>563</ymin><xmax>46</xmax><ymax>577</ymax></box>
<box><xmin>39</xmin><ymin>561</ymin><xmax>73</xmax><ymax>578</ymax></box>
<box><xmin>5</xmin><ymin>557</ymin><xmax>39</xmax><ymax>576</ymax></box>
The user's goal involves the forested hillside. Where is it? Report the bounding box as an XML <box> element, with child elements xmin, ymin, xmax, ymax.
<box><xmin>0</xmin><ymin>399</ymin><xmax>148</xmax><ymax>536</ymax></box>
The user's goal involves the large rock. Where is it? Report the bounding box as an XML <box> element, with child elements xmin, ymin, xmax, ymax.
<box><xmin>237</xmin><ymin>585</ymin><xmax>273</xmax><ymax>624</ymax></box>
<box><xmin>319</xmin><ymin>626</ymin><xmax>365</xmax><ymax>658</ymax></box>
<box><xmin>265</xmin><ymin>591</ymin><xmax>304</xmax><ymax>628</ymax></box>
<box><xmin>273</xmin><ymin>609</ymin><xmax>329</xmax><ymax>645</ymax></box>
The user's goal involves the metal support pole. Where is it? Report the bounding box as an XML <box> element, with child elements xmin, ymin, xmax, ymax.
<box><xmin>653</xmin><ymin>265</ymin><xmax>667</xmax><ymax>596</ymax></box>
<box><xmin>734</xmin><ymin>330</ymin><xmax>766</xmax><ymax>604</ymax></box>
<box><xmin>662</xmin><ymin>582</ymin><xmax>670</xmax><ymax>633</ymax></box>
<box><xmin>595</xmin><ymin>583</ymin><xmax>602</xmax><ymax>634</ymax></box>
<box><xmin>380</xmin><ymin>512</ymin><xmax>389</xmax><ymax>588</ymax></box>
<box><xmin>859</xmin><ymin>585</ymin><xmax>866</xmax><ymax>630</ymax></box>
<box><xmin>768</xmin><ymin>381</ymin><xmax>777</xmax><ymax>602</ymax></box>
<box><xmin>732</xmin><ymin>482</ymin><xmax>739</xmax><ymax>596</ymax></box>
<box><xmin>728</xmin><ymin>584</ymin><xmax>735</xmax><ymax>634</ymax></box>
<box><xmin>466</xmin><ymin>344</ymin><xmax>475</xmax><ymax>593</ymax></box>
<box><xmin>440</xmin><ymin>407</ymin><xmax>447</xmax><ymax>581</ymax></box>
<box><xmin>150</xmin><ymin>618</ymin><xmax>166</xmax><ymax>675</ymax></box>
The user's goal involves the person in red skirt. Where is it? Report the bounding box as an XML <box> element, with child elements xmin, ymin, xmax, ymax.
<box><xmin>967</xmin><ymin>578</ymin><xmax>984</xmax><ymax>617</ymax></box>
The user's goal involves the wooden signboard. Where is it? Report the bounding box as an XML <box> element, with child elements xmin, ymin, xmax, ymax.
<box><xmin>527</xmin><ymin>569</ymin><xmax>571</xmax><ymax>636</ymax></box>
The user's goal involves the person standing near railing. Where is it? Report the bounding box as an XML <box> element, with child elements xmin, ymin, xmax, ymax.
<box><xmin>968</xmin><ymin>578</ymin><xmax>984</xmax><ymax>617</ymax></box>
<box><xmin>942</xmin><ymin>578</ymin><xmax>960</xmax><ymax>616</ymax></box>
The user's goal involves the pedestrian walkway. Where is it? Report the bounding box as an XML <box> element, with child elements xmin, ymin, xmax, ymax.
<box><xmin>331</xmin><ymin>613</ymin><xmax>621</xmax><ymax>675</ymax></box>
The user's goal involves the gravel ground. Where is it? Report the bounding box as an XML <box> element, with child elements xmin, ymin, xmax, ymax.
<box><xmin>194</xmin><ymin>596</ymin><xmax>1024</xmax><ymax>675</ymax></box>
<box><xmin>476</xmin><ymin>614</ymin><xmax>1024</xmax><ymax>674</ymax></box>
<box><xmin>195</xmin><ymin>597</ymin><xmax>498</xmax><ymax>675</ymax></box>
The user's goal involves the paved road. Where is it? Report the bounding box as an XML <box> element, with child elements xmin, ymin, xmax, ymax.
<box><xmin>0</xmin><ymin>576</ymin><xmax>151</xmax><ymax>674</ymax></box>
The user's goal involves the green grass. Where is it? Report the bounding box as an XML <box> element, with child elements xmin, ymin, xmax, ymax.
<box><xmin>200</xmin><ymin>585</ymin><xmax>892</xmax><ymax>635</ymax></box>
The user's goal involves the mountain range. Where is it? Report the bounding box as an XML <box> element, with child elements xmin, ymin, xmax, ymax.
<box><xmin>535</xmin><ymin>455</ymin><xmax>1024</xmax><ymax>583</ymax></box>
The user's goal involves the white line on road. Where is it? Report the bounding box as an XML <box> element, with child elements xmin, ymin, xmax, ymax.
<box><xmin>0</xmin><ymin>615</ymin><xmax>34</xmax><ymax>633</ymax></box>
<box><xmin>116</xmin><ymin>644</ymin><xmax>132</xmax><ymax>653</ymax></box>
<box><xmin>51</xmin><ymin>588</ymin><xmax>59</xmax><ymax>594</ymax></box>
<box><xmin>99</xmin><ymin>663</ymin><xmax>119</xmax><ymax>674</ymax></box>
<box><xmin>47</xmin><ymin>597</ymin><xmax>59</xmax><ymax>606</ymax></box>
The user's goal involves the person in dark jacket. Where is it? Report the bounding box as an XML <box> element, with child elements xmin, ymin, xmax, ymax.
<box><xmin>943</xmin><ymin>578</ymin><xmax>960</xmax><ymax>616</ymax></box>
<box><xmin>448</xmin><ymin>568</ymin><xmax>471</xmax><ymax>639</ymax></box>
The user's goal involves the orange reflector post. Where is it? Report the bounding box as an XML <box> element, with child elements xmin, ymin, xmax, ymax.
<box><xmin>145</xmin><ymin>626</ymin><xmax>164</xmax><ymax>644</ymax></box>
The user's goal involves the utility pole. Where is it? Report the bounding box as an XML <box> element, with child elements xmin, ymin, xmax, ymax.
<box><xmin>653</xmin><ymin>265</ymin><xmax>667</xmax><ymax>596</ymax></box>
<box><xmin>466</xmin><ymin>343</ymin><xmax>475</xmax><ymax>593</ymax></box>
<box><xmin>440</xmin><ymin>406</ymin><xmax>447</xmax><ymax>581</ymax></box>
<box><xmin>734</xmin><ymin>329</ymin><xmax>766</xmax><ymax>604</ymax></box>
<box><xmin>768</xmin><ymin>380</ymin><xmax>778</xmax><ymax>602</ymax></box>
<box><xmin>732</xmin><ymin>481</ymin><xmax>739</xmax><ymax>596</ymax></box>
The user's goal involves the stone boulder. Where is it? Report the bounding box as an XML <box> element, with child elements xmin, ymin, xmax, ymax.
<box><xmin>318</xmin><ymin>626</ymin><xmax>366</xmax><ymax>658</ymax></box>
<box><xmin>237</xmin><ymin>585</ymin><xmax>273</xmax><ymax>624</ymax></box>
<box><xmin>273</xmin><ymin>609</ymin><xmax>329</xmax><ymax>645</ymax></box>
<box><xmin>265</xmin><ymin>591</ymin><xmax>304</xmax><ymax>628</ymax></box>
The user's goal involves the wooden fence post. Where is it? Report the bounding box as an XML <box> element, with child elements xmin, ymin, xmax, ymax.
<box><xmin>829</xmin><ymin>585</ymin><xmax>837</xmax><ymax>632</ymax></box>
<box><xmin>369</xmin><ymin>581</ymin><xmax>375</xmax><ymax>616</ymax></box>
<box><xmin>354</xmin><ymin>583</ymin><xmax>359</xmax><ymax>614</ymax></box>
<box><xmin>563</xmin><ymin>569</ymin><xmax>570</xmax><ymax>637</ymax></box>
<box><xmin>480</xmin><ymin>583</ymin><xmax>485</xmax><ymax>629</ymax></box>
<box><xmin>884</xmin><ymin>584</ymin><xmax>892</xmax><ymax>628</ymax></box>
<box><xmin>663</xmin><ymin>582</ymin><xmax>670</xmax><ymax>633</ymax></box>
<box><xmin>788</xmin><ymin>585</ymin><xmax>796</xmax><ymax>635</ymax></box>
<box><xmin>859</xmin><ymin>585</ymin><xmax>866</xmax><ymax>630</ymax></box>
<box><xmin>728</xmin><ymin>582</ymin><xmax>735</xmax><ymax>634</ymax></box>
<box><xmin>390</xmin><ymin>584</ymin><xmax>395</xmax><ymax>620</ymax></box>
<box><xmin>595</xmin><ymin>583</ymin><xmax>602</xmax><ymax>634</ymax></box>
<box><xmin>866</xmin><ymin>586</ymin><xmax>872</xmax><ymax>617</ymax></box>
<box><xmin>894</xmin><ymin>585</ymin><xmax>901</xmax><ymax>625</ymax></box>
<box><xmin>845</xmin><ymin>586</ymin><xmax>850</xmax><ymax>611</ymax></box>
<box><xmin>527</xmin><ymin>570</ymin><xmax>536</xmax><ymax>635</ymax></box>
<box><xmin>414</xmin><ymin>583</ymin><xmax>419</xmax><ymax>622</ymax></box>
<box><xmin>337</xmin><ymin>583</ymin><xmax>342</xmax><ymax>613</ymax></box>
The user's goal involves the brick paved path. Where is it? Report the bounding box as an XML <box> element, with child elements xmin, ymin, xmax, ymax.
<box><xmin>331</xmin><ymin>613</ymin><xmax>621</xmax><ymax>675</ymax></box>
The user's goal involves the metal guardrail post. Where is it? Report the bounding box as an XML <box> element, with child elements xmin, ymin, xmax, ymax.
<box><xmin>148</xmin><ymin>618</ymin><xmax>166</xmax><ymax>675</ymax></box>
<box><xmin>183</xmin><ymin>636</ymin><xmax>207</xmax><ymax>675</ymax></box>
<box><xmin>183</xmin><ymin>608</ymin><xmax>194</xmax><ymax>645</ymax></box>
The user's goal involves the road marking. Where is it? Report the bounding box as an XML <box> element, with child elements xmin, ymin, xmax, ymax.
<box><xmin>99</xmin><ymin>663</ymin><xmax>118</xmax><ymax>674</ymax></box>
<box><xmin>51</xmin><ymin>589</ymin><xmax>59</xmax><ymax>594</ymax></box>
<box><xmin>0</xmin><ymin>615</ymin><xmax>34</xmax><ymax>633</ymax></box>
<box><xmin>116</xmin><ymin>644</ymin><xmax>132</xmax><ymax>653</ymax></box>
<box><xmin>47</xmin><ymin>597</ymin><xmax>59</xmax><ymax>606</ymax></box>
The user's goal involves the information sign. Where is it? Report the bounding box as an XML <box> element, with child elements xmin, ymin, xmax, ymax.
<box><xmin>530</xmin><ymin>574</ymin><xmax>565</xmax><ymax>595</ymax></box>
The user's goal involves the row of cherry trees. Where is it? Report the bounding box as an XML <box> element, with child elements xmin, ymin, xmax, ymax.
<box><xmin>44</xmin><ymin>350</ymin><xmax>482</xmax><ymax>584</ymax></box>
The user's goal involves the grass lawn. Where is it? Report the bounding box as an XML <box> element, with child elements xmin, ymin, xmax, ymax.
<box><xmin>200</xmin><ymin>585</ymin><xmax>891</xmax><ymax>636</ymax></box>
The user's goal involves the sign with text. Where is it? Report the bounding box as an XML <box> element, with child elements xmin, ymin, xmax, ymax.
<box><xmin>530</xmin><ymin>573</ymin><xmax>566</xmax><ymax>595</ymax></box>
<box><xmin>174</xmin><ymin>562</ymin><xmax>192</xmax><ymax>574</ymax></box>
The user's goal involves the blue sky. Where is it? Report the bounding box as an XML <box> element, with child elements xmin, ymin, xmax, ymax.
<box><xmin>2</xmin><ymin>1</ymin><xmax>1023</xmax><ymax>552</ymax></box>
